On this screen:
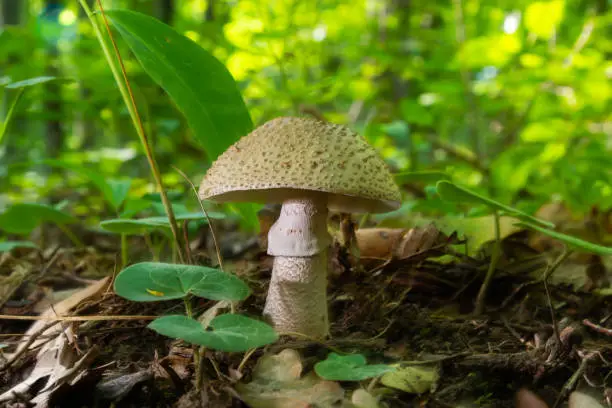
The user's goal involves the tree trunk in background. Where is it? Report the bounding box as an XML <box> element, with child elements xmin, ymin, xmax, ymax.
<box><xmin>0</xmin><ymin>0</ymin><xmax>22</xmax><ymax>26</ymax></box>
<box><xmin>156</xmin><ymin>0</ymin><xmax>174</xmax><ymax>25</ymax></box>
<box><xmin>0</xmin><ymin>0</ymin><xmax>25</xmax><ymax>165</ymax></box>
<box><xmin>76</xmin><ymin>0</ymin><xmax>96</xmax><ymax>150</ymax></box>
<box><xmin>43</xmin><ymin>0</ymin><xmax>64</xmax><ymax>160</ymax></box>
<box><xmin>205</xmin><ymin>0</ymin><xmax>214</xmax><ymax>21</ymax></box>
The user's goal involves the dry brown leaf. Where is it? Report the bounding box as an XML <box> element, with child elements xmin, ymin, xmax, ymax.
<box><xmin>235</xmin><ymin>349</ymin><xmax>344</xmax><ymax>408</ymax></box>
<box><xmin>10</xmin><ymin>276</ymin><xmax>110</xmax><ymax>358</ymax></box>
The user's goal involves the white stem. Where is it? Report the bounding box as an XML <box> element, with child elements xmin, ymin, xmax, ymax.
<box><xmin>263</xmin><ymin>196</ymin><xmax>330</xmax><ymax>338</ymax></box>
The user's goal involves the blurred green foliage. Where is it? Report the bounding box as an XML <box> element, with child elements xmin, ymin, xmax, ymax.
<box><xmin>0</xmin><ymin>0</ymin><xmax>610</xmax><ymax>235</ymax></box>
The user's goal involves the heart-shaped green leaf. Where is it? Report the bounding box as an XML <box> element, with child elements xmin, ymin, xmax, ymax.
<box><xmin>114</xmin><ymin>262</ymin><xmax>250</xmax><ymax>301</ymax></box>
<box><xmin>516</xmin><ymin>221</ymin><xmax>612</xmax><ymax>256</ymax></box>
<box><xmin>0</xmin><ymin>241</ymin><xmax>38</xmax><ymax>252</ymax></box>
<box><xmin>0</xmin><ymin>203</ymin><xmax>77</xmax><ymax>235</ymax></box>
<box><xmin>436</xmin><ymin>181</ymin><xmax>554</xmax><ymax>228</ymax></box>
<box><xmin>100</xmin><ymin>211</ymin><xmax>226</xmax><ymax>235</ymax></box>
<box><xmin>314</xmin><ymin>353</ymin><xmax>395</xmax><ymax>381</ymax></box>
<box><xmin>148</xmin><ymin>314</ymin><xmax>278</xmax><ymax>352</ymax></box>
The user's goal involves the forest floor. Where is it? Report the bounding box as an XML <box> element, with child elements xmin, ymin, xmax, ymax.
<box><xmin>0</xmin><ymin>207</ymin><xmax>611</xmax><ymax>408</ymax></box>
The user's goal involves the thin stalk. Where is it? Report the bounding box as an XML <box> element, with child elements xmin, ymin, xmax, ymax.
<box><xmin>120</xmin><ymin>233</ymin><xmax>128</xmax><ymax>268</ymax></box>
<box><xmin>183</xmin><ymin>297</ymin><xmax>202</xmax><ymax>391</ymax></box>
<box><xmin>0</xmin><ymin>88</ymin><xmax>24</xmax><ymax>145</ymax></box>
<box><xmin>78</xmin><ymin>0</ymin><xmax>185</xmax><ymax>263</ymax></box>
<box><xmin>474</xmin><ymin>210</ymin><xmax>501</xmax><ymax>315</ymax></box>
<box><xmin>57</xmin><ymin>224</ymin><xmax>84</xmax><ymax>248</ymax></box>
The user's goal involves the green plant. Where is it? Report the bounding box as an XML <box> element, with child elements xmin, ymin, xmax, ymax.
<box><xmin>1</xmin><ymin>76</ymin><xmax>58</xmax><ymax>146</ymax></box>
<box><xmin>437</xmin><ymin>180</ymin><xmax>612</xmax><ymax>314</ymax></box>
<box><xmin>314</xmin><ymin>353</ymin><xmax>395</xmax><ymax>381</ymax></box>
<box><xmin>0</xmin><ymin>202</ymin><xmax>81</xmax><ymax>247</ymax></box>
<box><xmin>436</xmin><ymin>180</ymin><xmax>554</xmax><ymax>314</ymax></box>
<box><xmin>114</xmin><ymin>262</ymin><xmax>278</xmax><ymax>388</ymax></box>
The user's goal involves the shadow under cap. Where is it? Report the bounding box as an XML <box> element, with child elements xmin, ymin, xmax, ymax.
<box><xmin>201</xmin><ymin>187</ymin><xmax>400</xmax><ymax>214</ymax></box>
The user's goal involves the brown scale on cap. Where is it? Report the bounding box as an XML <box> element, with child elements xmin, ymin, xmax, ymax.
<box><xmin>198</xmin><ymin>116</ymin><xmax>401</xmax><ymax>214</ymax></box>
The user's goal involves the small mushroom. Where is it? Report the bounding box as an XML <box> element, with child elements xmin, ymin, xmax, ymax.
<box><xmin>199</xmin><ymin>117</ymin><xmax>401</xmax><ymax>338</ymax></box>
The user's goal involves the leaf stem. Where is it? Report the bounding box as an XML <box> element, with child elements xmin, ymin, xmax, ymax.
<box><xmin>78</xmin><ymin>0</ymin><xmax>185</xmax><ymax>263</ymax></box>
<box><xmin>183</xmin><ymin>297</ymin><xmax>202</xmax><ymax>391</ymax></box>
<box><xmin>57</xmin><ymin>224</ymin><xmax>84</xmax><ymax>248</ymax></box>
<box><xmin>474</xmin><ymin>210</ymin><xmax>501</xmax><ymax>315</ymax></box>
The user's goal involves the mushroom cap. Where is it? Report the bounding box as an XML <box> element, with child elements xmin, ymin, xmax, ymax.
<box><xmin>198</xmin><ymin>117</ymin><xmax>401</xmax><ymax>213</ymax></box>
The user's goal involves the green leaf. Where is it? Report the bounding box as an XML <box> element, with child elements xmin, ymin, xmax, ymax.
<box><xmin>0</xmin><ymin>88</ymin><xmax>24</xmax><ymax>146</ymax></box>
<box><xmin>100</xmin><ymin>211</ymin><xmax>226</xmax><ymax>235</ymax></box>
<box><xmin>0</xmin><ymin>241</ymin><xmax>38</xmax><ymax>252</ymax></box>
<box><xmin>525</xmin><ymin>0</ymin><xmax>565</xmax><ymax>39</ymax></box>
<box><xmin>394</xmin><ymin>171</ymin><xmax>451</xmax><ymax>185</ymax></box>
<box><xmin>113</xmin><ymin>262</ymin><xmax>250</xmax><ymax>302</ymax></box>
<box><xmin>35</xmin><ymin>160</ymin><xmax>130</xmax><ymax>211</ymax></box>
<box><xmin>0</xmin><ymin>203</ymin><xmax>77</xmax><ymax>235</ymax></box>
<box><xmin>107</xmin><ymin>179</ymin><xmax>133</xmax><ymax>211</ymax></box>
<box><xmin>104</xmin><ymin>10</ymin><xmax>252</xmax><ymax>161</ymax></box>
<box><xmin>314</xmin><ymin>353</ymin><xmax>395</xmax><ymax>381</ymax></box>
<box><xmin>380</xmin><ymin>364</ymin><xmax>439</xmax><ymax>394</ymax></box>
<box><xmin>515</xmin><ymin>222</ymin><xmax>612</xmax><ymax>256</ymax></box>
<box><xmin>148</xmin><ymin>314</ymin><xmax>278</xmax><ymax>352</ymax></box>
<box><xmin>104</xmin><ymin>10</ymin><xmax>260</xmax><ymax>230</ymax></box>
<box><xmin>4</xmin><ymin>76</ymin><xmax>57</xmax><ymax>89</ymax></box>
<box><xmin>436</xmin><ymin>181</ymin><xmax>554</xmax><ymax>229</ymax></box>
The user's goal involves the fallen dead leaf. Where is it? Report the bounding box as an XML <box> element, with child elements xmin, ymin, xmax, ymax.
<box><xmin>235</xmin><ymin>348</ymin><xmax>344</xmax><ymax>408</ymax></box>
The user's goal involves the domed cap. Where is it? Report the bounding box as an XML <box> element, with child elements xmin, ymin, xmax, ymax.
<box><xmin>198</xmin><ymin>117</ymin><xmax>401</xmax><ymax>213</ymax></box>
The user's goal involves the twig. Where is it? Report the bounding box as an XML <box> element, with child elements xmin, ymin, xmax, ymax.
<box><xmin>0</xmin><ymin>314</ymin><xmax>157</xmax><ymax>321</ymax></box>
<box><xmin>583</xmin><ymin>319</ymin><xmax>612</xmax><ymax>337</ymax></box>
<box><xmin>543</xmin><ymin>277</ymin><xmax>561</xmax><ymax>347</ymax></box>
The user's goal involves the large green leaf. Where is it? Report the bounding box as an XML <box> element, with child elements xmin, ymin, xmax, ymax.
<box><xmin>105</xmin><ymin>10</ymin><xmax>261</xmax><ymax>230</ymax></box>
<box><xmin>114</xmin><ymin>262</ymin><xmax>251</xmax><ymax>302</ymax></box>
<box><xmin>104</xmin><ymin>9</ymin><xmax>252</xmax><ymax>161</ymax></box>
<box><xmin>100</xmin><ymin>211</ymin><xmax>226</xmax><ymax>235</ymax></box>
<box><xmin>0</xmin><ymin>203</ymin><xmax>77</xmax><ymax>235</ymax></box>
<box><xmin>148</xmin><ymin>314</ymin><xmax>278</xmax><ymax>352</ymax></box>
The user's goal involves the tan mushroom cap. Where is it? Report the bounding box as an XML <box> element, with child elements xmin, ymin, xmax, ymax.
<box><xmin>198</xmin><ymin>117</ymin><xmax>401</xmax><ymax>213</ymax></box>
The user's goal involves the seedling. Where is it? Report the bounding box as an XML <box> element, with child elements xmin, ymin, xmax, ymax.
<box><xmin>1</xmin><ymin>76</ymin><xmax>59</xmax><ymax>146</ymax></box>
<box><xmin>100</xmin><ymin>210</ymin><xmax>226</xmax><ymax>263</ymax></box>
<box><xmin>314</xmin><ymin>353</ymin><xmax>395</xmax><ymax>381</ymax></box>
<box><xmin>114</xmin><ymin>262</ymin><xmax>278</xmax><ymax>388</ymax></box>
<box><xmin>436</xmin><ymin>180</ymin><xmax>554</xmax><ymax>314</ymax></box>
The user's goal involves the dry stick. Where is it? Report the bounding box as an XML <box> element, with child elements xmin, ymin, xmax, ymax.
<box><xmin>582</xmin><ymin>319</ymin><xmax>612</xmax><ymax>337</ymax></box>
<box><xmin>543</xmin><ymin>276</ymin><xmax>561</xmax><ymax>347</ymax></box>
<box><xmin>473</xmin><ymin>210</ymin><xmax>501</xmax><ymax>315</ymax></box>
<box><xmin>0</xmin><ymin>314</ymin><xmax>157</xmax><ymax>321</ymax></box>
<box><xmin>78</xmin><ymin>0</ymin><xmax>185</xmax><ymax>263</ymax></box>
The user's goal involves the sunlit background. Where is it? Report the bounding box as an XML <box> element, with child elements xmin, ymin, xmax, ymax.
<box><xmin>1</xmin><ymin>0</ymin><xmax>610</xmax><ymax>226</ymax></box>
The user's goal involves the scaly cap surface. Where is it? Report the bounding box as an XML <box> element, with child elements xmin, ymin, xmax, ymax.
<box><xmin>198</xmin><ymin>117</ymin><xmax>401</xmax><ymax>213</ymax></box>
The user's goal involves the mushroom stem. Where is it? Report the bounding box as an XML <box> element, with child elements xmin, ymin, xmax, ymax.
<box><xmin>264</xmin><ymin>195</ymin><xmax>331</xmax><ymax>338</ymax></box>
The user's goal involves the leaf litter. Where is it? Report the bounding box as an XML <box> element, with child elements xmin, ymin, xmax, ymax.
<box><xmin>0</xmin><ymin>205</ymin><xmax>611</xmax><ymax>408</ymax></box>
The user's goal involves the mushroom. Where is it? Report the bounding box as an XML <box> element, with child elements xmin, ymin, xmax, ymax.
<box><xmin>198</xmin><ymin>117</ymin><xmax>401</xmax><ymax>338</ymax></box>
